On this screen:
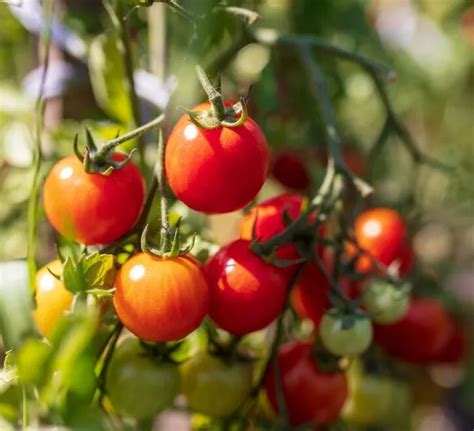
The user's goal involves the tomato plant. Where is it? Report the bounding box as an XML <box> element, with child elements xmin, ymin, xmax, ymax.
<box><xmin>114</xmin><ymin>253</ymin><xmax>209</xmax><ymax>342</ymax></box>
<box><xmin>264</xmin><ymin>341</ymin><xmax>348</xmax><ymax>426</ymax></box>
<box><xmin>106</xmin><ymin>337</ymin><xmax>179</xmax><ymax>419</ymax></box>
<box><xmin>361</xmin><ymin>279</ymin><xmax>409</xmax><ymax>324</ymax></box>
<box><xmin>165</xmin><ymin>102</ymin><xmax>269</xmax><ymax>214</ymax></box>
<box><xmin>43</xmin><ymin>154</ymin><xmax>145</xmax><ymax>245</ymax></box>
<box><xmin>433</xmin><ymin>318</ymin><xmax>467</xmax><ymax>364</ymax></box>
<box><xmin>319</xmin><ymin>311</ymin><xmax>373</xmax><ymax>356</ymax></box>
<box><xmin>374</xmin><ymin>297</ymin><xmax>451</xmax><ymax>363</ymax></box>
<box><xmin>205</xmin><ymin>239</ymin><xmax>290</xmax><ymax>335</ymax></box>
<box><xmin>180</xmin><ymin>352</ymin><xmax>253</xmax><ymax>417</ymax></box>
<box><xmin>33</xmin><ymin>259</ymin><xmax>73</xmax><ymax>339</ymax></box>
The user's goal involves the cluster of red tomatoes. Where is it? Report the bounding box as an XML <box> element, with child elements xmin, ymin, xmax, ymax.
<box><xmin>37</xmin><ymin>102</ymin><xmax>466</xmax><ymax>426</ymax></box>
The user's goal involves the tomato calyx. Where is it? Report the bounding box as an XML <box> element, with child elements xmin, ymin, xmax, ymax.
<box><xmin>74</xmin><ymin>128</ymin><xmax>137</xmax><ymax>176</ymax></box>
<box><xmin>184</xmin><ymin>66</ymin><xmax>249</xmax><ymax>130</ymax></box>
<box><xmin>140</xmin><ymin>220</ymin><xmax>196</xmax><ymax>258</ymax></box>
<box><xmin>139</xmin><ymin>339</ymin><xmax>183</xmax><ymax>364</ymax></box>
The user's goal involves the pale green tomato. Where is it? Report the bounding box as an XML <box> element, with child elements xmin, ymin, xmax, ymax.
<box><xmin>362</xmin><ymin>280</ymin><xmax>409</xmax><ymax>324</ymax></box>
<box><xmin>319</xmin><ymin>311</ymin><xmax>373</xmax><ymax>356</ymax></box>
<box><xmin>105</xmin><ymin>337</ymin><xmax>179</xmax><ymax>420</ymax></box>
<box><xmin>180</xmin><ymin>352</ymin><xmax>253</xmax><ymax>417</ymax></box>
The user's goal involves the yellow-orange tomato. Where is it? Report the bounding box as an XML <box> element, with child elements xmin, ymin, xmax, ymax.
<box><xmin>114</xmin><ymin>253</ymin><xmax>209</xmax><ymax>342</ymax></box>
<box><xmin>34</xmin><ymin>260</ymin><xmax>73</xmax><ymax>338</ymax></box>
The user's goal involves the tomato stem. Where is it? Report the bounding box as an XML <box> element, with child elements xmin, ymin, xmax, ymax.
<box><xmin>157</xmin><ymin>128</ymin><xmax>170</xmax><ymax>251</ymax></box>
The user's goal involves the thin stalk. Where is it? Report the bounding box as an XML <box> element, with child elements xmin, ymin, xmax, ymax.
<box><xmin>27</xmin><ymin>0</ymin><xmax>54</xmax><ymax>291</ymax></box>
<box><xmin>156</xmin><ymin>129</ymin><xmax>170</xmax><ymax>250</ymax></box>
<box><xmin>95</xmin><ymin>114</ymin><xmax>165</xmax><ymax>159</ymax></box>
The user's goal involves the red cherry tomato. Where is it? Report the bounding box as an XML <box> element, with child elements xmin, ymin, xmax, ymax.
<box><xmin>264</xmin><ymin>341</ymin><xmax>348</xmax><ymax>426</ymax></box>
<box><xmin>43</xmin><ymin>154</ymin><xmax>145</xmax><ymax>245</ymax></box>
<box><xmin>433</xmin><ymin>319</ymin><xmax>467</xmax><ymax>364</ymax></box>
<box><xmin>271</xmin><ymin>151</ymin><xmax>311</xmax><ymax>191</ymax></box>
<box><xmin>165</xmin><ymin>102</ymin><xmax>269</xmax><ymax>214</ymax></box>
<box><xmin>290</xmin><ymin>263</ymin><xmax>331</xmax><ymax>327</ymax></box>
<box><xmin>205</xmin><ymin>239</ymin><xmax>290</xmax><ymax>335</ymax></box>
<box><xmin>240</xmin><ymin>193</ymin><xmax>306</xmax><ymax>260</ymax></box>
<box><xmin>114</xmin><ymin>253</ymin><xmax>209</xmax><ymax>342</ymax></box>
<box><xmin>374</xmin><ymin>298</ymin><xmax>451</xmax><ymax>363</ymax></box>
<box><xmin>348</xmin><ymin>208</ymin><xmax>412</xmax><ymax>274</ymax></box>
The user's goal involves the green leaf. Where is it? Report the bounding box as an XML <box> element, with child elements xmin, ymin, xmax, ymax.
<box><xmin>88</xmin><ymin>33</ymin><xmax>133</xmax><ymax>125</ymax></box>
<box><xmin>0</xmin><ymin>260</ymin><xmax>38</xmax><ymax>350</ymax></box>
<box><xmin>17</xmin><ymin>339</ymin><xmax>51</xmax><ymax>386</ymax></box>
<box><xmin>83</xmin><ymin>252</ymin><xmax>116</xmax><ymax>291</ymax></box>
<box><xmin>62</xmin><ymin>256</ymin><xmax>87</xmax><ymax>294</ymax></box>
<box><xmin>63</xmin><ymin>253</ymin><xmax>116</xmax><ymax>294</ymax></box>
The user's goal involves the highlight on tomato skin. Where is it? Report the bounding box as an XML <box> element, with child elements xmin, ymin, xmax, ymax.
<box><xmin>373</xmin><ymin>297</ymin><xmax>452</xmax><ymax>364</ymax></box>
<box><xmin>113</xmin><ymin>252</ymin><xmax>209</xmax><ymax>342</ymax></box>
<box><xmin>204</xmin><ymin>239</ymin><xmax>291</xmax><ymax>335</ymax></box>
<box><xmin>165</xmin><ymin>102</ymin><xmax>269</xmax><ymax>214</ymax></box>
<box><xmin>347</xmin><ymin>208</ymin><xmax>413</xmax><ymax>275</ymax></box>
<box><xmin>33</xmin><ymin>259</ymin><xmax>73</xmax><ymax>339</ymax></box>
<box><xmin>43</xmin><ymin>153</ymin><xmax>145</xmax><ymax>245</ymax></box>
<box><xmin>263</xmin><ymin>340</ymin><xmax>348</xmax><ymax>426</ymax></box>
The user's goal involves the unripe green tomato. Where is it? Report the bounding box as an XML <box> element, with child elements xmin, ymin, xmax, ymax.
<box><xmin>106</xmin><ymin>337</ymin><xmax>179</xmax><ymax>420</ymax></box>
<box><xmin>180</xmin><ymin>352</ymin><xmax>253</xmax><ymax>417</ymax></box>
<box><xmin>362</xmin><ymin>280</ymin><xmax>409</xmax><ymax>324</ymax></box>
<box><xmin>319</xmin><ymin>311</ymin><xmax>373</xmax><ymax>356</ymax></box>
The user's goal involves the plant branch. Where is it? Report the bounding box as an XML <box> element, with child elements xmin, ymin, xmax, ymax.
<box><xmin>27</xmin><ymin>0</ymin><xmax>54</xmax><ymax>292</ymax></box>
<box><xmin>156</xmin><ymin>129</ymin><xmax>170</xmax><ymax>250</ymax></box>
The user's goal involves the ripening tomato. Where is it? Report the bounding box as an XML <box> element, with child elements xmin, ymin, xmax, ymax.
<box><xmin>264</xmin><ymin>341</ymin><xmax>348</xmax><ymax>426</ymax></box>
<box><xmin>361</xmin><ymin>279</ymin><xmax>409</xmax><ymax>324</ymax></box>
<box><xmin>106</xmin><ymin>337</ymin><xmax>179</xmax><ymax>419</ymax></box>
<box><xmin>114</xmin><ymin>253</ymin><xmax>209</xmax><ymax>342</ymax></box>
<box><xmin>271</xmin><ymin>151</ymin><xmax>311</xmax><ymax>191</ymax></box>
<box><xmin>205</xmin><ymin>239</ymin><xmax>290</xmax><ymax>335</ymax></box>
<box><xmin>43</xmin><ymin>154</ymin><xmax>145</xmax><ymax>245</ymax></box>
<box><xmin>348</xmin><ymin>208</ymin><xmax>412</xmax><ymax>275</ymax></box>
<box><xmin>34</xmin><ymin>260</ymin><xmax>73</xmax><ymax>338</ymax></box>
<box><xmin>319</xmin><ymin>311</ymin><xmax>373</xmax><ymax>356</ymax></box>
<box><xmin>240</xmin><ymin>193</ymin><xmax>306</xmax><ymax>260</ymax></box>
<box><xmin>165</xmin><ymin>102</ymin><xmax>269</xmax><ymax>214</ymax></box>
<box><xmin>181</xmin><ymin>352</ymin><xmax>253</xmax><ymax>417</ymax></box>
<box><xmin>432</xmin><ymin>318</ymin><xmax>467</xmax><ymax>364</ymax></box>
<box><xmin>374</xmin><ymin>297</ymin><xmax>451</xmax><ymax>363</ymax></box>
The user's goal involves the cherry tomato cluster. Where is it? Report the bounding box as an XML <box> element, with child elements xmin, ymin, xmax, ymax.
<box><xmin>36</xmin><ymin>88</ymin><xmax>467</xmax><ymax>428</ymax></box>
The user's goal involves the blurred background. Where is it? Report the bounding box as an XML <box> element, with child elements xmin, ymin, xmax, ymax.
<box><xmin>0</xmin><ymin>0</ymin><xmax>473</xmax><ymax>430</ymax></box>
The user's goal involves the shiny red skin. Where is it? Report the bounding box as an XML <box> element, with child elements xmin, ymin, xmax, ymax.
<box><xmin>290</xmin><ymin>263</ymin><xmax>331</xmax><ymax>327</ymax></box>
<box><xmin>114</xmin><ymin>253</ymin><xmax>209</xmax><ymax>342</ymax></box>
<box><xmin>264</xmin><ymin>341</ymin><xmax>348</xmax><ymax>426</ymax></box>
<box><xmin>349</xmin><ymin>208</ymin><xmax>412</xmax><ymax>274</ymax></box>
<box><xmin>43</xmin><ymin>154</ymin><xmax>145</xmax><ymax>245</ymax></box>
<box><xmin>374</xmin><ymin>298</ymin><xmax>451</xmax><ymax>363</ymax></box>
<box><xmin>240</xmin><ymin>193</ymin><xmax>306</xmax><ymax>260</ymax></box>
<box><xmin>205</xmin><ymin>239</ymin><xmax>290</xmax><ymax>335</ymax></box>
<box><xmin>165</xmin><ymin>103</ymin><xmax>269</xmax><ymax>214</ymax></box>
<box><xmin>433</xmin><ymin>319</ymin><xmax>467</xmax><ymax>364</ymax></box>
<box><xmin>291</xmin><ymin>263</ymin><xmax>356</xmax><ymax>327</ymax></box>
<box><xmin>272</xmin><ymin>151</ymin><xmax>311</xmax><ymax>191</ymax></box>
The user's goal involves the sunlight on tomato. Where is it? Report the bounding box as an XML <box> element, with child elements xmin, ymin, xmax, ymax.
<box><xmin>33</xmin><ymin>259</ymin><xmax>73</xmax><ymax>339</ymax></box>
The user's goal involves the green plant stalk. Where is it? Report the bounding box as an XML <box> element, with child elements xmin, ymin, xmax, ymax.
<box><xmin>156</xmin><ymin>129</ymin><xmax>170</xmax><ymax>251</ymax></box>
<box><xmin>27</xmin><ymin>0</ymin><xmax>54</xmax><ymax>292</ymax></box>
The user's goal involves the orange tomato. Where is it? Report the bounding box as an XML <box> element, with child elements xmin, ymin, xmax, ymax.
<box><xmin>114</xmin><ymin>253</ymin><xmax>209</xmax><ymax>342</ymax></box>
